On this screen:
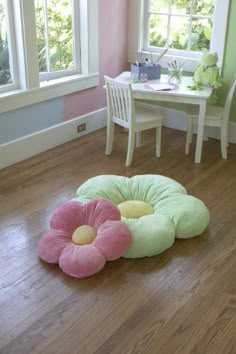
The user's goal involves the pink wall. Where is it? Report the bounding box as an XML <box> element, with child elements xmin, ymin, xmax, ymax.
<box><xmin>63</xmin><ymin>0</ymin><xmax>129</xmax><ymax>121</ymax></box>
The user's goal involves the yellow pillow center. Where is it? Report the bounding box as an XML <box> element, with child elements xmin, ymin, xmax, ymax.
<box><xmin>117</xmin><ymin>200</ymin><xmax>154</xmax><ymax>219</ymax></box>
<box><xmin>72</xmin><ymin>225</ymin><xmax>96</xmax><ymax>245</ymax></box>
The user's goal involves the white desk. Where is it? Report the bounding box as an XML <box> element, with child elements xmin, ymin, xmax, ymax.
<box><xmin>115</xmin><ymin>72</ymin><xmax>213</xmax><ymax>163</ymax></box>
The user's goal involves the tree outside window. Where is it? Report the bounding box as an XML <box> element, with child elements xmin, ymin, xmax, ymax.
<box><xmin>0</xmin><ymin>0</ymin><xmax>76</xmax><ymax>87</ymax></box>
<box><xmin>35</xmin><ymin>0</ymin><xmax>74</xmax><ymax>74</ymax></box>
<box><xmin>0</xmin><ymin>1</ymin><xmax>12</xmax><ymax>86</ymax></box>
<box><xmin>148</xmin><ymin>0</ymin><xmax>214</xmax><ymax>53</ymax></box>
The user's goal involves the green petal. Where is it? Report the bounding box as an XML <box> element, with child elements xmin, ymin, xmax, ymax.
<box><xmin>156</xmin><ymin>195</ymin><xmax>210</xmax><ymax>238</ymax></box>
<box><xmin>122</xmin><ymin>214</ymin><xmax>175</xmax><ymax>258</ymax></box>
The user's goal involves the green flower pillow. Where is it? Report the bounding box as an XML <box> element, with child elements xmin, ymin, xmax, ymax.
<box><xmin>73</xmin><ymin>175</ymin><xmax>209</xmax><ymax>258</ymax></box>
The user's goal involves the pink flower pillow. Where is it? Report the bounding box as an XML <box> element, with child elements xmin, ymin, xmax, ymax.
<box><xmin>38</xmin><ymin>199</ymin><xmax>131</xmax><ymax>278</ymax></box>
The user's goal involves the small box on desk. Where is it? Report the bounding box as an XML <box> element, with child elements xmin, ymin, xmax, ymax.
<box><xmin>131</xmin><ymin>63</ymin><xmax>161</xmax><ymax>81</ymax></box>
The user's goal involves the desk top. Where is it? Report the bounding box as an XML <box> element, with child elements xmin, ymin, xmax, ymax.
<box><xmin>115</xmin><ymin>72</ymin><xmax>212</xmax><ymax>100</ymax></box>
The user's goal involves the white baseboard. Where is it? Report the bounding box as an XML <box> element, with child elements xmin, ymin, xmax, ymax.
<box><xmin>0</xmin><ymin>108</ymin><xmax>107</xmax><ymax>170</ymax></box>
<box><xmin>1</xmin><ymin>104</ymin><xmax>235</xmax><ymax>170</ymax></box>
<box><xmin>139</xmin><ymin>103</ymin><xmax>236</xmax><ymax>144</ymax></box>
<box><xmin>164</xmin><ymin>107</ymin><xmax>236</xmax><ymax>144</ymax></box>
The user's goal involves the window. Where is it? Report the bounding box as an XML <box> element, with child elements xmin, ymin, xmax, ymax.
<box><xmin>128</xmin><ymin>0</ymin><xmax>230</xmax><ymax>71</ymax></box>
<box><xmin>0</xmin><ymin>0</ymin><xmax>17</xmax><ymax>92</ymax></box>
<box><xmin>147</xmin><ymin>0</ymin><xmax>214</xmax><ymax>52</ymax></box>
<box><xmin>0</xmin><ymin>0</ymin><xmax>98</xmax><ymax>114</ymax></box>
<box><xmin>35</xmin><ymin>0</ymin><xmax>79</xmax><ymax>81</ymax></box>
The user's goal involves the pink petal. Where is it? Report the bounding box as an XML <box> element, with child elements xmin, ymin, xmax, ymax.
<box><xmin>59</xmin><ymin>244</ymin><xmax>106</xmax><ymax>278</ymax></box>
<box><xmin>50</xmin><ymin>201</ymin><xmax>85</xmax><ymax>233</ymax></box>
<box><xmin>84</xmin><ymin>199</ymin><xmax>121</xmax><ymax>228</ymax></box>
<box><xmin>38</xmin><ymin>230</ymin><xmax>71</xmax><ymax>263</ymax></box>
<box><xmin>94</xmin><ymin>220</ymin><xmax>131</xmax><ymax>261</ymax></box>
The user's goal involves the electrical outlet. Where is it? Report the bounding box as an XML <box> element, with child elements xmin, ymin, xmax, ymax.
<box><xmin>77</xmin><ymin>123</ymin><xmax>86</xmax><ymax>133</ymax></box>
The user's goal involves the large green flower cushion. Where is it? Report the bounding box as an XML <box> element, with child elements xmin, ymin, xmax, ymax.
<box><xmin>73</xmin><ymin>175</ymin><xmax>209</xmax><ymax>258</ymax></box>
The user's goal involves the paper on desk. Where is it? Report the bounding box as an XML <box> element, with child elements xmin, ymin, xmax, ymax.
<box><xmin>148</xmin><ymin>83</ymin><xmax>175</xmax><ymax>91</ymax></box>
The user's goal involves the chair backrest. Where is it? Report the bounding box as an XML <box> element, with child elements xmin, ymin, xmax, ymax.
<box><xmin>223</xmin><ymin>74</ymin><xmax>236</xmax><ymax>122</ymax></box>
<box><xmin>104</xmin><ymin>75</ymin><xmax>135</xmax><ymax>128</ymax></box>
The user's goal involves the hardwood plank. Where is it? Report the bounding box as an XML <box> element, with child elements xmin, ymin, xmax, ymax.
<box><xmin>0</xmin><ymin>126</ymin><xmax>236</xmax><ymax>354</ymax></box>
<box><xmin>90</xmin><ymin>226</ymin><xmax>236</xmax><ymax>354</ymax></box>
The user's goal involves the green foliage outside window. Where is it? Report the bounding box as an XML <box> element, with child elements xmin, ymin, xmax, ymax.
<box><xmin>0</xmin><ymin>34</ymin><xmax>11</xmax><ymax>86</ymax></box>
<box><xmin>0</xmin><ymin>2</ymin><xmax>12</xmax><ymax>86</ymax></box>
<box><xmin>35</xmin><ymin>0</ymin><xmax>74</xmax><ymax>73</ymax></box>
<box><xmin>149</xmin><ymin>0</ymin><xmax>214</xmax><ymax>52</ymax></box>
<box><xmin>0</xmin><ymin>0</ymin><xmax>74</xmax><ymax>87</ymax></box>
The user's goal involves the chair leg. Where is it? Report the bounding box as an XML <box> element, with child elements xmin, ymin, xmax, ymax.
<box><xmin>185</xmin><ymin>118</ymin><xmax>193</xmax><ymax>154</ymax></box>
<box><xmin>203</xmin><ymin>127</ymin><xmax>209</xmax><ymax>141</ymax></box>
<box><xmin>136</xmin><ymin>132</ymin><xmax>142</xmax><ymax>148</ymax></box>
<box><xmin>220</xmin><ymin>126</ymin><xmax>228</xmax><ymax>159</ymax></box>
<box><xmin>156</xmin><ymin>125</ymin><xmax>161</xmax><ymax>157</ymax></box>
<box><xmin>126</xmin><ymin>129</ymin><xmax>135</xmax><ymax>167</ymax></box>
<box><xmin>190</xmin><ymin>130</ymin><xmax>193</xmax><ymax>144</ymax></box>
<box><xmin>106</xmin><ymin>121</ymin><xmax>115</xmax><ymax>155</ymax></box>
<box><xmin>226</xmin><ymin>126</ymin><xmax>229</xmax><ymax>147</ymax></box>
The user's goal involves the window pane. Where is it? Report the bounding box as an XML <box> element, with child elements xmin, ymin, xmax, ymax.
<box><xmin>191</xmin><ymin>18</ymin><xmax>212</xmax><ymax>51</ymax></box>
<box><xmin>0</xmin><ymin>0</ymin><xmax>12</xmax><ymax>86</ymax></box>
<box><xmin>35</xmin><ymin>0</ymin><xmax>47</xmax><ymax>72</ymax></box>
<box><xmin>192</xmin><ymin>0</ymin><xmax>214</xmax><ymax>16</ymax></box>
<box><xmin>149</xmin><ymin>14</ymin><xmax>168</xmax><ymax>48</ymax></box>
<box><xmin>150</xmin><ymin>0</ymin><xmax>168</xmax><ymax>13</ymax></box>
<box><xmin>172</xmin><ymin>0</ymin><xmax>191</xmax><ymax>15</ymax></box>
<box><xmin>35</xmin><ymin>0</ymin><xmax>74</xmax><ymax>73</ymax></box>
<box><xmin>169</xmin><ymin>16</ymin><xmax>189</xmax><ymax>50</ymax></box>
<box><xmin>146</xmin><ymin>0</ymin><xmax>215</xmax><ymax>54</ymax></box>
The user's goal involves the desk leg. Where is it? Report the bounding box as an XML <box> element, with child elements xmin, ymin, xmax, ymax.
<box><xmin>195</xmin><ymin>99</ymin><xmax>207</xmax><ymax>163</ymax></box>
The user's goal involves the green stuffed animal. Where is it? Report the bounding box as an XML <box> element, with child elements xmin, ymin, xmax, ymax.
<box><xmin>189</xmin><ymin>52</ymin><xmax>222</xmax><ymax>102</ymax></box>
<box><xmin>193</xmin><ymin>52</ymin><xmax>221</xmax><ymax>89</ymax></box>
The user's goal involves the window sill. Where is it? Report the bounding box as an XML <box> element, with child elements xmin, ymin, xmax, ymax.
<box><xmin>0</xmin><ymin>73</ymin><xmax>99</xmax><ymax>114</ymax></box>
<box><xmin>131</xmin><ymin>50</ymin><xmax>200</xmax><ymax>73</ymax></box>
<box><xmin>154</xmin><ymin>54</ymin><xmax>200</xmax><ymax>73</ymax></box>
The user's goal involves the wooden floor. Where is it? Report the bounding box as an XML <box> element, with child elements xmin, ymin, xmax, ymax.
<box><xmin>0</xmin><ymin>126</ymin><xmax>236</xmax><ymax>354</ymax></box>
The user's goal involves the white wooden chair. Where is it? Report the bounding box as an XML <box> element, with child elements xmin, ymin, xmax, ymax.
<box><xmin>185</xmin><ymin>75</ymin><xmax>236</xmax><ymax>159</ymax></box>
<box><xmin>104</xmin><ymin>75</ymin><xmax>164</xmax><ymax>167</ymax></box>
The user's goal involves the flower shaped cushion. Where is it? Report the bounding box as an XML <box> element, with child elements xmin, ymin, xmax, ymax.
<box><xmin>74</xmin><ymin>175</ymin><xmax>210</xmax><ymax>258</ymax></box>
<box><xmin>38</xmin><ymin>199</ymin><xmax>131</xmax><ymax>278</ymax></box>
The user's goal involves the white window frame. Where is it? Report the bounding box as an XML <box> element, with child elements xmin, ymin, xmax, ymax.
<box><xmin>0</xmin><ymin>0</ymin><xmax>18</xmax><ymax>94</ymax></box>
<box><xmin>38</xmin><ymin>0</ymin><xmax>80</xmax><ymax>82</ymax></box>
<box><xmin>0</xmin><ymin>0</ymin><xmax>99</xmax><ymax>114</ymax></box>
<box><xmin>128</xmin><ymin>0</ymin><xmax>229</xmax><ymax>72</ymax></box>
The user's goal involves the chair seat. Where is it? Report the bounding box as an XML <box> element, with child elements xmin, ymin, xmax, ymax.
<box><xmin>187</xmin><ymin>105</ymin><xmax>224</xmax><ymax>121</ymax></box>
<box><xmin>135</xmin><ymin>103</ymin><xmax>163</xmax><ymax>123</ymax></box>
<box><xmin>135</xmin><ymin>104</ymin><xmax>163</xmax><ymax>131</ymax></box>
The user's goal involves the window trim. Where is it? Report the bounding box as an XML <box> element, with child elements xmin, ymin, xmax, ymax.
<box><xmin>37</xmin><ymin>0</ymin><xmax>81</xmax><ymax>82</ymax></box>
<box><xmin>0</xmin><ymin>0</ymin><xmax>18</xmax><ymax>94</ymax></box>
<box><xmin>0</xmin><ymin>73</ymin><xmax>98</xmax><ymax>113</ymax></box>
<box><xmin>0</xmin><ymin>0</ymin><xmax>99</xmax><ymax>114</ymax></box>
<box><xmin>128</xmin><ymin>0</ymin><xmax>230</xmax><ymax>72</ymax></box>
